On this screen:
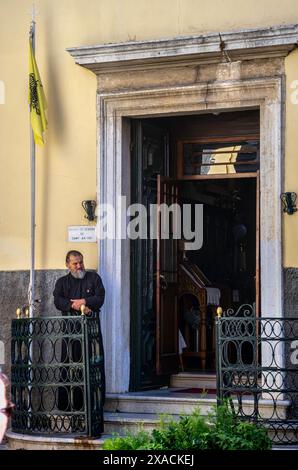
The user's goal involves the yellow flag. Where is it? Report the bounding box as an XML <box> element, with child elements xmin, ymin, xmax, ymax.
<box><xmin>29</xmin><ymin>38</ymin><xmax>47</xmax><ymax>146</ymax></box>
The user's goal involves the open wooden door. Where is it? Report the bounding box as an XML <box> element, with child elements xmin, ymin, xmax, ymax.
<box><xmin>156</xmin><ymin>175</ymin><xmax>180</xmax><ymax>375</ymax></box>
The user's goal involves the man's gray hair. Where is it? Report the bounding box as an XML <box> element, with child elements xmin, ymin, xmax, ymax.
<box><xmin>65</xmin><ymin>250</ymin><xmax>83</xmax><ymax>263</ymax></box>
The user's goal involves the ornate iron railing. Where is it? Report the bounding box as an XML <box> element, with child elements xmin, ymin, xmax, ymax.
<box><xmin>11</xmin><ymin>314</ymin><xmax>104</xmax><ymax>437</ymax></box>
<box><xmin>215</xmin><ymin>305</ymin><xmax>298</xmax><ymax>445</ymax></box>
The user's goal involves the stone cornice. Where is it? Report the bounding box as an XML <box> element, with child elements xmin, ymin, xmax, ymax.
<box><xmin>67</xmin><ymin>24</ymin><xmax>298</xmax><ymax>73</ymax></box>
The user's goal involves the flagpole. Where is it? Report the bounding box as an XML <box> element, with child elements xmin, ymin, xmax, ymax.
<box><xmin>29</xmin><ymin>12</ymin><xmax>36</xmax><ymax>318</ymax></box>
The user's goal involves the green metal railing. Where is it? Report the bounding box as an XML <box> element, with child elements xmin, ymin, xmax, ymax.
<box><xmin>11</xmin><ymin>312</ymin><xmax>104</xmax><ymax>437</ymax></box>
<box><xmin>215</xmin><ymin>304</ymin><xmax>298</xmax><ymax>445</ymax></box>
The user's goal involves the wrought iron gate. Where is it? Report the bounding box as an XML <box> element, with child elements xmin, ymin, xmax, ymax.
<box><xmin>11</xmin><ymin>314</ymin><xmax>104</xmax><ymax>436</ymax></box>
<box><xmin>215</xmin><ymin>304</ymin><xmax>298</xmax><ymax>445</ymax></box>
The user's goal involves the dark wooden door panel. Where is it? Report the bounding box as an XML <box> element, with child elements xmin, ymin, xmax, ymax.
<box><xmin>156</xmin><ymin>176</ymin><xmax>179</xmax><ymax>375</ymax></box>
<box><xmin>130</xmin><ymin>122</ymin><xmax>171</xmax><ymax>389</ymax></box>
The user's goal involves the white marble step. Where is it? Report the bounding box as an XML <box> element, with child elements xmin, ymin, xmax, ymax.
<box><xmin>104</xmin><ymin>390</ymin><xmax>216</xmax><ymax>415</ymax></box>
<box><xmin>170</xmin><ymin>373</ymin><xmax>216</xmax><ymax>389</ymax></box>
<box><xmin>104</xmin><ymin>411</ymin><xmax>179</xmax><ymax>435</ymax></box>
<box><xmin>104</xmin><ymin>410</ymin><xmax>298</xmax><ymax>440</ymax></box>
<box><xmin>105</xmin><ymin>389</ymin><xmax>290</xmax><ymax>420</ymax></box>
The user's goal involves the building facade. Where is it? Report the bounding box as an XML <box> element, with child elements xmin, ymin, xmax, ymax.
<box><xmin>1</xmin><ymin>1</ymin><xmax>298</xmax><ymax>401</ymax></box>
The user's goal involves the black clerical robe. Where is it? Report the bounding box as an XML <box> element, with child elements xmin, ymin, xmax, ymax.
<box><xmin>53</xmin><ymin>271</ymin><xmax>105</xmax><ymax>315</ymax></box>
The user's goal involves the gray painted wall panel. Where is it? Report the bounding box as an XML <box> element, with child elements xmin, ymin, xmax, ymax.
<box><xmin>0</xmin><ymin>269</ymin><xmax>67</xmax><ymax>377</ymax></box>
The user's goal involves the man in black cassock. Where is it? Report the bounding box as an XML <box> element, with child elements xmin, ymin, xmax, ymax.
<box><xmin>53</xmin><ymin>250</ymin><xmax>105</xmax><ymax>433</ymax></box>
<box><xmin>54</xmin><ymin>250</ymin><xmax>105</xmax><ymax>316</ymax></box>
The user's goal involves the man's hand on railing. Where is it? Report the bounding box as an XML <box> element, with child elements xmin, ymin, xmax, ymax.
<box><xmin>71</xmin><ymin>299</ymin><xmax>86</xmax><ymax>311</ymax></box>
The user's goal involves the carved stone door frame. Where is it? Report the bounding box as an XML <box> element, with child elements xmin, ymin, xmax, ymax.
<box><xmin>67</xmin><ymin>25</ymin><xmax>297</xmax><ymax>393</ymax></box>
<box><xmin>96</xmin><ymin>78</ymin><xmax>283</xmax><ymax>392</ymax></box>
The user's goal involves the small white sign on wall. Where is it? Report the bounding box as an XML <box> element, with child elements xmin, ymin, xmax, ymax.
<box><xmin>68</xmin><ymin>226</ymin><xmax>97</xmax><ymax>242</ymax></box>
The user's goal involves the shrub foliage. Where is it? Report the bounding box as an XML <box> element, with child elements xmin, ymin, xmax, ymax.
<box><xmin>103</xmin><ymin>401</ymin><xmax>272</xmax><ymax>451</ymax></box>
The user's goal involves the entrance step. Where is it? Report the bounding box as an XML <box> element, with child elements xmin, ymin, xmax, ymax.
<box><xmin>104</xmin><ymin>390</ymin><xmax>216</xmax><ymax>416</ymax></box>
<box><xmin>104</xmin><ymin>390</ymin><xmax>290</xmax><ymax>421</ymax></box>
<box><xmin>103</xmin><ymin>410</ymin><xmax>297</xmax><ymax>441</ymax></box>
<box><xmin>6</xmin><ymin>393</ymin><xmax>292</xmax><ymax>448</ymax></box>
<box><xmin>104</xmin><ymin>411</ymin><xmax>179</xmax><ymax>435</ymax></box>
<box><xmin>170</xmin><ymin>373</ymin><xmax>216</xmax><ymax>389</ymax></box>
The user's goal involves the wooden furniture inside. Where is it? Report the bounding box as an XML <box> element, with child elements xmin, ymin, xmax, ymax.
<box><xmin>178</xmin><ymin>262</ymin><xmax>231</xmax><ymax>371</ymax></box>
<box><xmin>178</xmin><ymin>263</ymin><xmax>208</xmax><ymax>370</ymax></box>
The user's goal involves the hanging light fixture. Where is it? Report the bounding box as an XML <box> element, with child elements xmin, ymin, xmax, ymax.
<box><xmin>81</xmin><ymin>200</ymin><xmax>97</xmax><ymax>221</ymax></box>
<box><xmin>281</xmin><ymin>192</ymin><xmax>297</xmax><ymax>215</ymax></box>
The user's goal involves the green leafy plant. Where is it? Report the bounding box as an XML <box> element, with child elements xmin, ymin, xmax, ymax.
<box><xmin>103</xmin><ymin>430</ymin><xmax>152</xmax><ymax>450</ymax></box>
<box><xmin>103</xmin><ymin>401</ymin><xmax>272</xmax><ymax>451</ymax></box>
<box><xmin>204</xmin><ymin>401</ymin><xmax>271</xmax><ymax>450</ymax></box>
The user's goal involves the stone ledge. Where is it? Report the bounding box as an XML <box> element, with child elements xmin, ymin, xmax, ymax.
<box><xmin>67</xmin><ymin>24</ymin><xmax>298</xmax><ymax>73</ymax></box>
<box><xmin>5</xmin><ymin>430</ymin><xmax>111</xmax><ymax>450</ymax></box>
<box><xmin>170</xmin><ymin>373</ymin><xmax>216</xmax><ymax>389</ymax></box>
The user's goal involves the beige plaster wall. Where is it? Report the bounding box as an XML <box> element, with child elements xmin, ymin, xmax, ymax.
<box><xmin>0</xmin><ymin>0</ymin><xmax>298</xmax><ymax>269</ymax></box>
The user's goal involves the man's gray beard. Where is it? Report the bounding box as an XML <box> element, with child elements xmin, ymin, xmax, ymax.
<box><xmin>70</xmin><ymin>270</ymin><xmax>86</xmax><ymax>279</ymax></box>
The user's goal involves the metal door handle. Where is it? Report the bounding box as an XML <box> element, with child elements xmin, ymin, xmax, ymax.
<box><xmin>160</xmin><ymin>274</ymin><xmax>168</xmax><ymax>290</ymax></box>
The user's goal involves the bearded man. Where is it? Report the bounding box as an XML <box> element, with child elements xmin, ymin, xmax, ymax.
<box><xmin>53</xmin><ymin>250</ymin><xmax>105</xmax><ymax>316</ymax></box>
